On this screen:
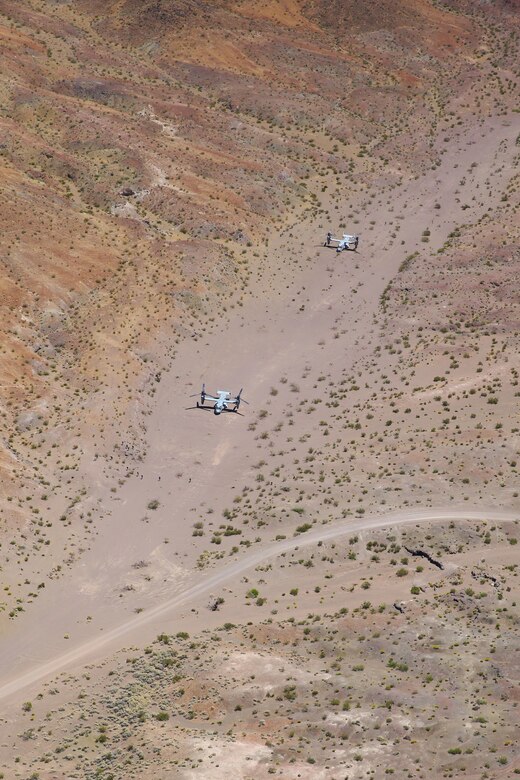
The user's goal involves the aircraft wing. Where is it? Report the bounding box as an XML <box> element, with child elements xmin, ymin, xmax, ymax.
<box><xmin>203</xmin><ymin>393</ymin><xmax>220</xmax><ymax>402</ymax></box>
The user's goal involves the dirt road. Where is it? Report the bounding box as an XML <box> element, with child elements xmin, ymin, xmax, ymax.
<box><xmin>0</xmin><ymin>507</ymin><xmax>516</xmax><ymax>702</ymax></box>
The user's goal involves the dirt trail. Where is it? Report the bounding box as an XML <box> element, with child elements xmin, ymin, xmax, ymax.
<box><xmin>0</xmin><ymin>508</ymin><xmax>516</xmax><ymax>702</ymax></box>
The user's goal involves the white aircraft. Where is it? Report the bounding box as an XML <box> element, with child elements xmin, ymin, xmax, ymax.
<box><xmin>191</xmin><ymin>384</ymin><xmax>249</xmax><ymax>415</ymax></box>
<box><xmin>324</xmin><ymin>231</ymin><xmax>359</xmax><ymax>252</ymax></box>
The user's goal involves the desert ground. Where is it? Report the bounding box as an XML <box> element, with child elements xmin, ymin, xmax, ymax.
<box><xmin>0</xmin><ymin>0</ymin><xmax>519</xmax><ymax>778</ymax></box>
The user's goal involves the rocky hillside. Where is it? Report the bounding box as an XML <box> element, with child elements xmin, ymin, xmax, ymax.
<box><xmin>0</xmin><ymin>0</ymin><xmax>517</xmax><ymax>524</ymax></box>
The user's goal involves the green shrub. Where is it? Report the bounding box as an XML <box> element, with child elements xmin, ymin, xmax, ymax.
<box><xmin>156</xmin><ymin>711</ymin><xmax>169</xmax><ymax>721</ymax></box>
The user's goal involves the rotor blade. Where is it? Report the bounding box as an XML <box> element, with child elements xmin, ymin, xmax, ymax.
<box><xmin>236</xmin><ymin>388</ymin><xmax>249</xmax><ymax>405</ymax></box>
<box><xmin>190</xmin><ymin>382</ymin><xmax>207</xmax><ymax>398</ymax></box>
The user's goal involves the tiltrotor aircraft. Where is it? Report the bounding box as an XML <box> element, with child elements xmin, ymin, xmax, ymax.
<box><xmin>324</xmin><ymin>231</ymin><xmax>359</xmax><ymax>252</ymax></box>
<box><xmin>191</xmin><ymin>384</ymin><xmax>248</xmax><ymax>414</ymax></box>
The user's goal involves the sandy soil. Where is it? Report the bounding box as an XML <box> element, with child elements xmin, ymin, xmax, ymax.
<box><xmin>0</xmin><ymin>508</ymin><xmax>515</xmax><ymax>703</ymax></box>
<box><xmin>0</xmin><ymin>1</ymin><xmax>519</xmax><ymax>777</ymax></box>
<box><xmin>0</xmin><ymin>107</ymin><xmax>518</xmax><ymax>752</ymax></box>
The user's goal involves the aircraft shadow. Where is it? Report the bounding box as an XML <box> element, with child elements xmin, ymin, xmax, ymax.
<box><xmin>185</xmin><ymin>405</ymin><xmax>244</xmax><ymax>416</ymax></box>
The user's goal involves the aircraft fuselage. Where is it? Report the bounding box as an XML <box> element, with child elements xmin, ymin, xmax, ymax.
<box><xmin>214</xmin><ymin>391</ymin><xmax>231</xmax><ymax>414</ymax></box>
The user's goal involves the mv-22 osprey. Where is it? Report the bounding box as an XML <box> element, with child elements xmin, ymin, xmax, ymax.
<box><xmin>324</xmin><ymin>231</ymin><xmax>359</xmax><ymax>252</ymax></box>
<box><xmin>191</xmin><ymin>384</ymin><xmax>249</xmax><ymax>415</ymax></box>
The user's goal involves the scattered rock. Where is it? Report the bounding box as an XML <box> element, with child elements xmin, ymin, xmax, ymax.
<box><xmin>471</xmin><ymin>569</ymin><xmax>500</xmax><ymax>588</ymax></box>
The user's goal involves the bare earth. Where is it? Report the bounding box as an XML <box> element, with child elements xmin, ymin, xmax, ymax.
<box><xmin>0</xmin><ymin>0</ymin><xmax>519</xmax><ymax>778</ymax></box>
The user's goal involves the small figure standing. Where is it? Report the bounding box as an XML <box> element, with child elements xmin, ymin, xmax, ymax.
<box><xmin>354</xmin><ymin>236</ymin><xmax>359</xmax><ymax>250</ymax></box>
<box><xmin>325</xmin><ymin>231</ymin><xmax>332</xmax><ymax>247</ymax></box>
